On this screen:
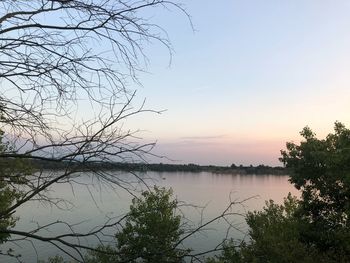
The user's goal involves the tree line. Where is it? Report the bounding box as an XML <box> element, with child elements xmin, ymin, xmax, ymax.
<box><xmin>42</xmin><ymin>122</ymin><xmax>349</xmax><ymax>263</ymax></box>
<box><xmin>25</xmin><ymin>159</ymin><xmax>287</xmax><ymax>175</ymax></box>
<box><xmin>0</xmin><ymin>1</ymin><xmax>349</xmax><ymax>262</ymax></box>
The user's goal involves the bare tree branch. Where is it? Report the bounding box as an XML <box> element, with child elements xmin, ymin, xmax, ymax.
<box><xmin>0</xmin><ymin>0</ymin><xmax>190</xmax><ymax>261</ymax></box>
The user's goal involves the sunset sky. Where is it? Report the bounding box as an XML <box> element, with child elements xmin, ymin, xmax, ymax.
<box><xmin>126</xmin><ymin>1</ymin><xmax>350</xmax><ymax>166</ymax></box>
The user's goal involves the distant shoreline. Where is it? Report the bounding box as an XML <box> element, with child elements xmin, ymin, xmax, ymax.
<box><xmin>28</xmin><ymin>159</ymin><xmax>289</xmax><ymax>175</ymax></box>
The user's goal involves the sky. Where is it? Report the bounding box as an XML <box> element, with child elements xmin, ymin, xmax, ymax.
<box><xmin>120</xmin><ymin>1</ymin><xmax>350</xmax><ymax>166</ymax></box>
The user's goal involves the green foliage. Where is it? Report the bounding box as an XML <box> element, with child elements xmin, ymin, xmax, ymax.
<box><xmin>210</xmin><ymin>122</ymin><xmax>350</xmax><ymax>263</ymax></box>
<box><xmin>208</xmin><ymin>194</ymin><xmax>343</xmax><ymax>263</ymax></box>
<box><xmin>85</xmin><ymin>245</ymin><xmax>119</xmax><ymax>263</ymax></box>
<box><xmin>242</xmin><ymin>194</ymin><xmax>321</xmax><ymax>263</ymax></box>
<box><xmin>207</xmin><ymin>195</ymin><xmax>314</xmax><ymax>263</ymax></box>
<box><xmin>280</xmin><ymin>122</ymin><xmax>350</xmax><ymax>255</ymax></box>
<box><xmin>0</xmin><ymin>130</ymin><xmax>30</xmax><ymax>244</ymax></box>
<box><xmin>0</xmin><ymin>183</ymin><xmax>18</xmax><ymax>243</ymax></box>
<box><xmin>38</xmin><ymin>255</ymin><xmax>69</xmax><ymax>263</ymax></box>
<box><xmin>86</xmin><ymin>186</ymin><xmax>188</xmax><ymax>263</ymax></box>
<box><xmin>205</xmin><ymin>239</ymin><xmax>242</xmax><ymax>263</ymax></box>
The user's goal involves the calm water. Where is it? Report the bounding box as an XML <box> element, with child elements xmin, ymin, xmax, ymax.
<box><xmin>3</xmin><ymin>171</ymin><xmax>298</xmax><ymax>262</ymax></box>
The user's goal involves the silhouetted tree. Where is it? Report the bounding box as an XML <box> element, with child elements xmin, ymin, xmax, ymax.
<box><xmin>209</xmin><ymin>122</ymin><xmax>350</xmax><ymax>263</ymax></box>
<box><xmin>86</xmin><ymin>187</ymin><xmax>188</xmax><ymax>263</ymax></box>
<box><xmin>0</xmin><ymin>2</ymin><xmax>249</xmax><ymax>262</ymax></box>
<box><xmin>0</xmin><ymin>0</ymin><xmax>190</xmax><ymax>261</ymax></box>
<box><xmin>280</xmin><ymin>121</ymin><xmax>350</xmax><ymax>257</ymax></box>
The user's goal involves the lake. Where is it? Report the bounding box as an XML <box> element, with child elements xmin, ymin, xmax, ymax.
<box><xmin>3</xmin><ymin>171</ymin><xmax>298</xmax><ymax>262</ymax></box>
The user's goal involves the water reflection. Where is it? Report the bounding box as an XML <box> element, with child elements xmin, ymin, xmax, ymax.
<box><xmin>3</xmin><ymin>172</ymin><xmax>298</xmax><ymax>262</ymax></box>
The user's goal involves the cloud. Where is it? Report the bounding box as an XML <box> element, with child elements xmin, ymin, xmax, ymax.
<box><xmin>179</xmin><ymin>135</ymin><xmax>227</xmax><ymax>140</ymax></box>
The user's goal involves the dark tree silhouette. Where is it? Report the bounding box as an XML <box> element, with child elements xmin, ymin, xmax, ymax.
<box><xmin>0</xmin><ymin>1</ymin><xmax>190</xmax><ymax>261</ymax></box>
<box><xmin>0</xmin><ymin>2</ymin><xmax>247</xmax><ymax>262</ymax></box>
